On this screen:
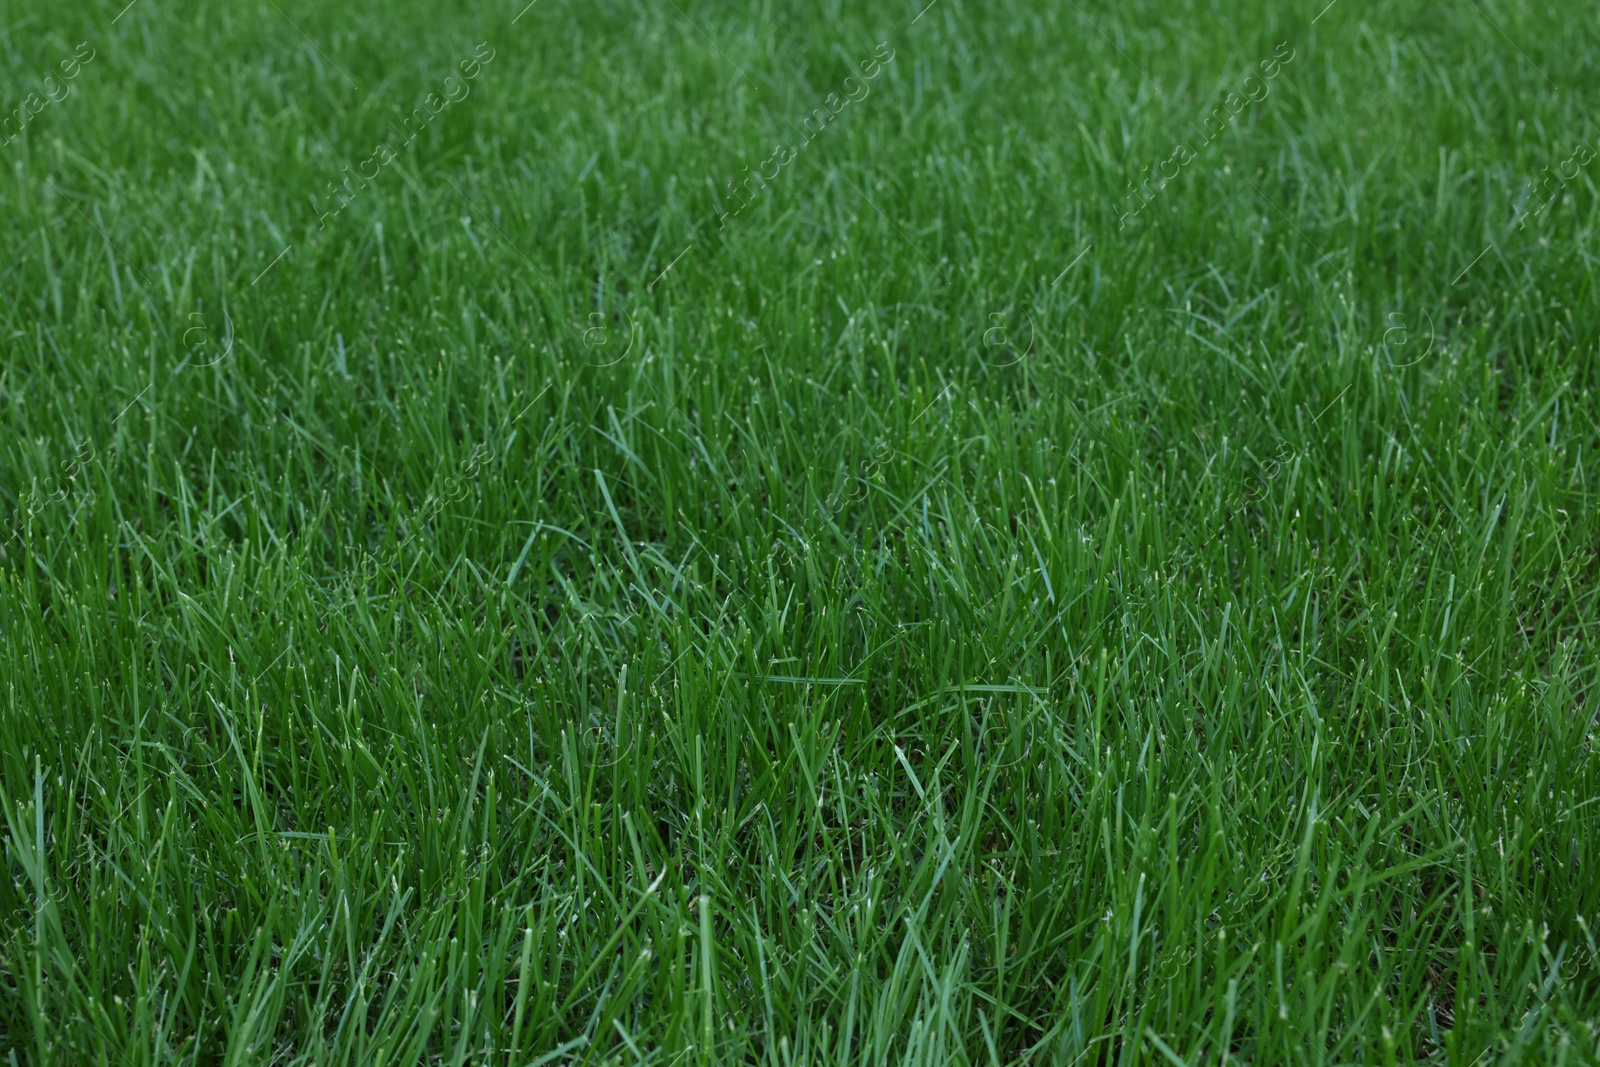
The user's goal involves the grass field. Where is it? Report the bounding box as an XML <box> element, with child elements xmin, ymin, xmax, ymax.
<box><xmin>2</xmin><ymin>0</ymin><xmax>1599</xmax><ymax>1062</ymax></box>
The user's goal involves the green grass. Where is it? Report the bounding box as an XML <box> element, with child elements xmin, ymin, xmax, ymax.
<box><xmin>2</xmin><ymin>0</ymin><xmax>1598</xmax><ymax>1062</ymax></box>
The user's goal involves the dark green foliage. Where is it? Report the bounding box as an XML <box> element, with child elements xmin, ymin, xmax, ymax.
<box><xmin>1</xmin><ymin>0</ymin><xmax>1597</xmax><ymax>1062</ymax></box>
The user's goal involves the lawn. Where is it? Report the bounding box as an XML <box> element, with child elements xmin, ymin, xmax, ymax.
<box><xmin>1</xmin><ymin>0</ymin><xmax>1598</xmax><ymax>1062</ymax></box>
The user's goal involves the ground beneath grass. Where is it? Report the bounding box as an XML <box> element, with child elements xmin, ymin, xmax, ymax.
<box><xmin>2</xmin><ymin>0</ymin><xmax>1598</xmax><ymax>1063</ymax></box>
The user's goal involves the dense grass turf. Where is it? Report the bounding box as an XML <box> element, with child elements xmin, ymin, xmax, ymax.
<box><xmin>2</xmin><ymin>0</ymin><xmax>1599</xmax><ymax>1062</ymax></box>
